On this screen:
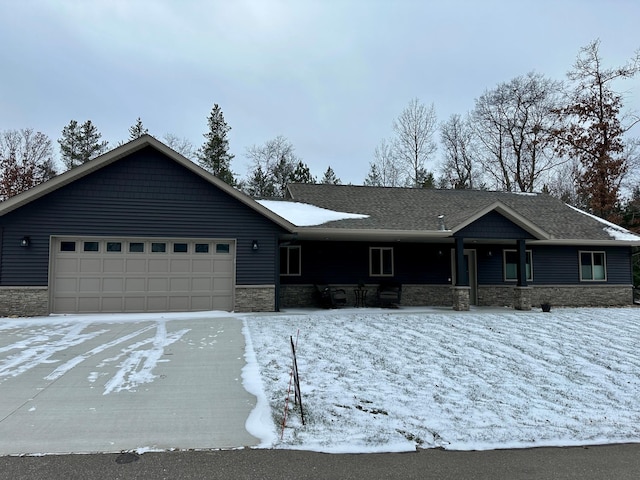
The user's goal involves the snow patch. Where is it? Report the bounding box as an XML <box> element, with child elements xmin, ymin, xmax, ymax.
<box><xmin>567</xmin><ymin>204</ymin><xmax>640</xmax><ymax>241</ymax></box>
<box><xmin>257</xmin><ymin>199</ymin><xmax>369</xmax><ymax>226</ymax></box>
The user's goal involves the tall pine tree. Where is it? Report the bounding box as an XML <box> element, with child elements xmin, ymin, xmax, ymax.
<box><xmin>58</xmin><ymin>120</ymin><xmax>108</xmax><ymax>170</ymax></box>
<box><xmin>198</xmin><ymin>104</ymin><xmax>236</xmax><ymax>185</ymax></box>
<box><xmin>321</xmin><ymin>166</ymin><xmax>341</xmax><ymax>185</ymax></box>
<box><xmin>128</xmin><ymin>117</ymin><xmax>148</xmax><ymax>140</ymax></box>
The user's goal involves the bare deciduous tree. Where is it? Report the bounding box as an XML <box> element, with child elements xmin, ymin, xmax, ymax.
<box><xmin>439</xmin><ymin>114</ymin><xmax>478</xmax><ymax>189</ymax></box>
<box><xmin>0</xmin><ymin>129</ymin><xmax>57</xmax><ymax>200</ymax></box>
<box><xmin>163</xmin><ymin>133</ymin><xmax>196</xmax><ymax>160</ymax></box>
<box><xmin>392</xmin><ymin>98</ymin><xmax>438</xmax><ymax>187</ymax></box>
<box><xmin>471</xmin><ymin>72</ymin><xmax>563</xmax><ymax>192</ymax></box>
<box><xmin>244</xmin><ymin>136</ymin><xmax>313</xmax><ymax>197</ymax></box>
<box><xmin>365</xmin><ymin>138</ymin><xmax>403</xmax><ymax>187</ymax></box>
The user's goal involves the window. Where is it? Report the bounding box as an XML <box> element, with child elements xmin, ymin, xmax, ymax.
<box><xmin>370</xmin><ymin>247</ymin><xmax>393</xmax><ymax>277</ymax></box>
<box><xmin>216</xmin><ymin>243</ymin><xmax>230</xmax><ymax>254</ymax></box>
<box><xmin>60</xmin><ymin>241</ymin><xmax>76</xmax><ymax>252</ymax></box>
<box><xmin>151</xmin><ymin>242</ymin><xmax>166</xmax><ymax>253</ymax></box>
<box><xmin>580</xmin><ymin>251</ymin><xmax>606</xmax><ymax>281</ymax></box>
<box><xmin>83</xmin><ymin>241</ymin><xmax>99</xmax><ymax>252</ymax></box>
<box><xmin>280</xmin><ymin>245</ymin><xmax>301</xmax><ymax>276</ymax></box>
<box><xmin>129</xmin><ymin>242</ymin><xmax>144</xmax><ymax>253</ymax></box>
<box><xmin>195</xmin><ymin>243</ymin><xmax>210</xmax><ymax>253</ymax></box>
<box><xmin>173</xmin><ymin>243</ymin><xmax>188</xmax><ymax>253</ymax></box>
<box><xmin>106</xmin><ymin>242</ymin><xmax>122</xmax><ymax>252</ymax></box>
<box><xmin>504</xmin><ymin>250</ymin><xmax>533</xmax><ymax>281</ymax></box>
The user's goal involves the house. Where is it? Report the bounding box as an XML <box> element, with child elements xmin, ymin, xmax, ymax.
<box><xmin>273</xmin><ymin>183</ymin><xmax>640</xmax><ymax>311</ymax></box>
<box><xmin>1</xmin><ymin>135</ymin><xmax>638</xmax><ymax>317</ymax></box>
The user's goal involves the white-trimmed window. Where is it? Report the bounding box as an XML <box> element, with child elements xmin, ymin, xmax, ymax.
<box><xmin>280</xmin><ymin>245</ymin><xmax>301</xmax><ymax>276</ymax></box>
<box><xmin>504</xmin><ymin>250</ymin><xmax>533</xmax><ymax>281</ymax></box>
<box><xmin>580</xmin><ymin>251</ymin><xmax>607</xmax><ymax>281</ymax></box>
<box><xmin>370</xmin><ymin>247</ymin><xmax>394</xmax><ymax>277</ymax></box>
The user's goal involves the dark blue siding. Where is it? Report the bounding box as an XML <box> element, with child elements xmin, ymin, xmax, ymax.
<box><xmin>0</xmin><ymin>147</ymin><xmax>284</xmax><ymax>286</ymax></box>
<box><xmin>455</xmin><ymin>211</ymin><xmax>535</xmax><ymax>239</ymax></box>
<box><xmin>283</xmin><ymin>241</ymin><xmax>452</xmax><ymax>285</ymax></box>
<box><xmin>282</xmin><ymin>241</ymin><xmax>633</xmax><ymax>287</ymax></box>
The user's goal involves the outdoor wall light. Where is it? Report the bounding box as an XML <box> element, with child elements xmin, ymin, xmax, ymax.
<box><xmin>21</xmin><ymin>236</ymin><xmax>30</xmax><ymax>248</ymax></box>
<box><xmin>252</xmin><ymin>240</ymin><xmax>259</xmax><ymax>251</ymax></box>
<box><xmin>487</xmin><ymin>250</ymin><xmax>493</xmax><ymax>257</ymax></box>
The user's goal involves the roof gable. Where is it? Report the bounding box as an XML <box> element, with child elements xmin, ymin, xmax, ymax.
<box><xmin>0</xmin><ymin>135</ymin><xmax>296</xmax><ymax>232</ymax></box>
<box><xmin>453</xmin><ymin>206</ymin><xmax>540</xmax><ymax>240</ymax></box>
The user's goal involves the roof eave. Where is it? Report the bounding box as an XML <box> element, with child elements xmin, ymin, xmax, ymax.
<box><xmin>292</xmin><ymin>227</ymin><xmax>453</xmax><ymax>242</ymax></box>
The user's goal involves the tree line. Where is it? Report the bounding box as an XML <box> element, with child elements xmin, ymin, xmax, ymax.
<box><xmin>1</xmin><ymin>40</ymin><xmax>638</xmax><ymax>230</ymax></box>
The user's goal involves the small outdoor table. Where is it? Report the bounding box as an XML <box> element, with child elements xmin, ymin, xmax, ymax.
<box><xmin>354</xmin><ymin>288</ymin><xmax>368</xmax><ymax>307</ymax></box>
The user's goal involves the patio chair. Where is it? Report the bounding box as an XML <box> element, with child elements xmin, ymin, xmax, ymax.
<box><xmin>377</xmin><ymin>283</ymin><xmax>401</xmax><ymax>308</ymax></box>
<box><xmin>315</xmin><ymin>284</ymin><xmax>348</xmax><ymax>309</ymax></box>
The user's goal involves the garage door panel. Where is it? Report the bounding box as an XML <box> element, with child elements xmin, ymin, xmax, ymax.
<box><xmin>125</xmin><ymin>278</ymin><xmax>146</xmax><ymax>292</ymax></box>
<box><xmin>149</xmin><ymin>259</ymin><xmax>169</xmax><ymax>273</ymax></box>
<box><xmin>103</xmin><ymin>259</ymin><xmax>125</xmax><ymax>273</ymax></box>
<box><xmin>126</xmin><ymin>259</ymin><xmax>147</xmax><ymax>273</ymax></box>
<box><xmin>79</xmin><ymin>278</ymin><xmax>101</xmax><ymax>292</ymax></box>
<box><xmin>214</xmin><ymin>260</ymin><xmax>233</xmax><ymax>273</ymax></box>
<box><xmin>56</xmin><ymin>278</ymin><xmax>78</xmax><ymax>293</ymax></box>
<box><xmin>147</xmin><ymin>296</ymin><xmax>167</xmax><ymax>311</ymax></box>
<box><xmin>52</xmin><ymin>238</ymin><xmax>235</xmax><ymax>313</ymax></box>
<box><xmin>56</xmin><ymin>258</ymin><xmax>78</xmax><ymax>273</ymax></box>
<box><xmin>101</xmin><ymin>297</ymin><xmax>124</xmax><ymax>312</ymax></box>
<box><xmin>103</xmin><ymin>278</ymin><xmax>124</xmax><ymax>293</ymax></box>
<box><xmin>192</xmin><ymin>259</ymin><xmax>213</xmax><ymax>273</ymax></box>
<box><xmin>124</xmin><ymin>297</ymin><xmax>145</xmax><ymax>311</ymax></box>
<box><xmin>170</xmin><ymin>259</ymin><xmax>190</xmax><ymax>273</ymax></box>
<box><xmin>148</xmin><ymin>278</ymin><xmax>168</xmax><ymax>292</ymax></box>
<box><xmin>79</xmin><ymin>258</ymin><xmax>101</xmax><ymax>273</ymax></box>
<box><xmin>192</xmin><ymin>277</ymin><xmax>212</xmax><ymax>291</ymax></box>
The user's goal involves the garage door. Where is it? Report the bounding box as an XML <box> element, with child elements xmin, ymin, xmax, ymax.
<box><xmin>50</xmin><ymin>237</ymin><xmax>235</xmax><ymax>313</ymax></box>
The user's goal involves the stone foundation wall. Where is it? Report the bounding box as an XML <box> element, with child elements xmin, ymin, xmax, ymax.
<box><xmin>479</xmin><ymin>284</ymin><xmax>633</xmax><ymax>308</ymax></box>
<box><xmin>279</xmin><ymin>284</ymin><xmax>453</xmax><ymax>308</ymax></box>
<box><xmin>234</xmin><ymin>285</ymin><xmax>276</xmax><ymax>312</ymax></box>
<box><xmin>0</xmin><ymin>287</ymin><xmax>49</xmax><ymax>317</ymax></box>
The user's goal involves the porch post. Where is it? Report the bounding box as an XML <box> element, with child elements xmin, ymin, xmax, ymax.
<box><xmin>514</xmin><ymin>239</ymin><xmax>532</xmax><ymax>310</ymax></box>
<box><xmin>452</xmin><ymin>236</ymin><xmax>470</xmax><ymax>311</ymax></box>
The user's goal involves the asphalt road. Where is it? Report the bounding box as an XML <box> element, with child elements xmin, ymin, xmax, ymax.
<box><xmin>2</xmin><ymin>443</ymin><xmax>639</xmax><ymax>480</ymax></box>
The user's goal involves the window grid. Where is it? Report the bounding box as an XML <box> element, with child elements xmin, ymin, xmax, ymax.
<box><xmin>503</xmin><ymin>249</ymin><xmax>533</xmax><ymax>282</ymax></box>
<box><xmin>579</xmin><ymin>251</ymin><xmax>607</xmax><ymax>281</ymax></box>
<box><xmin>370</xmin><ymin>247</ymin><xmax>394</xmax><ymax>277</ymax></box>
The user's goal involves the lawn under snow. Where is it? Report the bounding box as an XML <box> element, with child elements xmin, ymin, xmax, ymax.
<box><xmin>244</xmin><ymin>307</ymin><xmax>640</xmax><ymax>453</ymax></box>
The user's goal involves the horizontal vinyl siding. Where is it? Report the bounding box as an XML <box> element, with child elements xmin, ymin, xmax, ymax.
<box><xmin>0</xmin><ymin>147</ymin><xmax>283</xmax><ymax>286</ymax></box>
<box><xmin>282</xmin><ymin>241</ymin><xmax>452</xmax><ymax>285</ymax></box>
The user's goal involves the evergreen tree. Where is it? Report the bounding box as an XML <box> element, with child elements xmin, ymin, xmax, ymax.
<box><xmin>291</xmin><ymin>161</ymin><xmax>314</xmax><ymax>183</ymax></box>
<box><xmin>128</xmin><ymin>117</ymin><xmax>148</xmax><ymax>140</ymax></box>
<box><xmin>59</xmin><ymin>120</ymin><xmax>108</xmax><ymax>169</ymax></box>
<box><xmin>198</xmin><ymin>104</ymin><xmax>236</xmax><ymax>185</ymax></box>
<box><xmin>321</xmin><ymin>166</ymin><xmax>341</xmax><ymax>185</ymax></box>
<box><xmin>364</xmin><ymin>163</ymin><xmax>383</xmax><ymax>186</ymax></box>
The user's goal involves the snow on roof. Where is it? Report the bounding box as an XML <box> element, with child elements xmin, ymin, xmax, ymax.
<box><xmin>257</xmin><ymin>199</ymin><xmax>369</xmax><ymax>226</ymax></box>
<box><xmin>567</xmin><ymin>204</ymin><xmax>640</xmax><ymax>241</ymax></box>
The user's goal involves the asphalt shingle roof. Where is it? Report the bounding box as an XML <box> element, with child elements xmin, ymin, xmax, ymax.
<box><xmin>285</xmin><ymin>184</ymin><xmax>630</xmax><ymax>242</ymax></box>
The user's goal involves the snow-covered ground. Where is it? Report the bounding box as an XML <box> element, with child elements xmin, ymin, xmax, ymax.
<box><xmin>2</xmin><ymin>307</ymin><xmax>640</xmax><ymax>454</ymax></box>
<box><xmin>244</xmin><ymin>307</ymin><xmax>640</xmax><ymax>453</ymax></box>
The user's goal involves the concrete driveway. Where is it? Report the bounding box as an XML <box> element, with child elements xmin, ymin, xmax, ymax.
<box><xmin>0</xmin><ymin>314</ymin><xmax>259</xmax><ymax>455</ymax></box>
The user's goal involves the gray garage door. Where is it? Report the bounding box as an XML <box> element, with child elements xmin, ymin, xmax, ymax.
<box><xmin>51</xmin><ymin>237</ymin><xmax>235</xmax><ymax>313</ymax></box>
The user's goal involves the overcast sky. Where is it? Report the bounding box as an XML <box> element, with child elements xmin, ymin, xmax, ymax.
<box><xmin>1</xmin><ymin>0</ymin><xmax>638</xmax><ymax>185</ymax></box>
